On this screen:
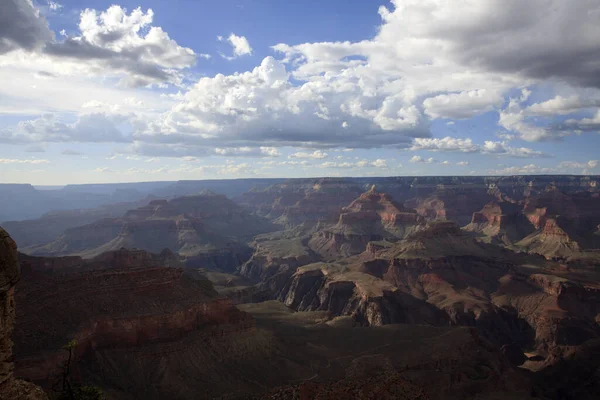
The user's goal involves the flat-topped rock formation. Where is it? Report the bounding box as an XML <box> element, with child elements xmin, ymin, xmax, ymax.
<box><xmin>21</xmin><ymin>194</ymin><xmax>276</xmax><ymax>271</ymax></box>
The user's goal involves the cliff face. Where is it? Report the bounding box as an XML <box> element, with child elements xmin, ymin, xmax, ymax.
<box><xmin>250</xmin><ymin>221</ymin><xmax>600</xmax><ymax>360</ymax></box>
<box><xmin>21</xmin><ymin>194</ymin><xmax>275</xmax><ymax>271</ymax></box>
<box><xmin>407</xmin><ymin>187</ymin><xmax>495</xmax><ymax>226</ymax></box>
<box><xmin>464</xmin><ymin>201</ymin><xmax>535</xmax><ymax>245</ymax></box>
<box><xmin>13</xmin><ymin>263</ymin><xmax>254</xmax><ymax>391</ymax></box>
<box><xmin>275</xmin><ymin>265</ymin><xmax>447</xmax><ymax>327</ymax></box>
<box><xmin>517</xmin><ymin>217</ymin><xmax>581</xmax><ymax>259</ymax></box>
<box><xmin>517</xmin><ymin>189</ymin><xmax>600</xmax><ymax>258</ymax></box>
<box><xmin>308</xmin><ymin>189</ymin><xmax>425</xmax><ymax>259</ymax></box>
<box><xmin>0</xmin><ymin>228</ymin><xmax>47</xmax><ymax>400</ymax></box>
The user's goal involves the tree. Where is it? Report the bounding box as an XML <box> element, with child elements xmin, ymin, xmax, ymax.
<box><xmin>52</xmin><ymin>340</ymin><xmax>104</xmax><ymax>400</ymax></box>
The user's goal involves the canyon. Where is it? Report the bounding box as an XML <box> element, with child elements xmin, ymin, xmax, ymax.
<box><xmin>2</xmin><ymin>175</ymin><xmax>600</xmax><ymax>399</ymax></box>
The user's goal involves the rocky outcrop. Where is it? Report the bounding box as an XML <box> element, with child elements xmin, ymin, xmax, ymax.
<box><xmin>239</xmin><ymin>235</ymin><xmax>317</xmax><ymax>282</ymax></box>
<box><xmin>237</xmin><ymin>178</ymin><xmax>364</xmax><ymax>227</ymax></box>
<box><xmin>516</xmin><ymin>217</ymin><xmax>581</xmax><ymax>260</ymax></box>
<box><xmin>407</xmin><ymin>187</ymin><xmax>495</xmax><ymax>226</ymax></box>
<box><xmin>464</xmin><ymin>201</ymin><xmax>534</xmax><ymax>244</ymax></box>
<box><xmin>13</xmin><ymin>264</ymin><xmax>254</xmax><ymax>388</ymax></box>
<box><xmin>309</xmin><ymin>188</ymin><xmax>425</xmax><ymax>259</ymax></box>
<box><xmin>0</xmin><ymin>227</ymin><xmax>47</xmax><ymax>399</ymax></box>
<box><xmin>267</xmin><ymin>263</ymin><xmax>447</xmax><ymax>327</ymax></box>
<box><xmin>518</xmin><ymin>188</ymin><xmax>600</xmax><ymax>258</ymax></box>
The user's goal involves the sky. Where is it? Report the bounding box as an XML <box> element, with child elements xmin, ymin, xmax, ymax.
<box><xmin>1</xmin><ymin>0</ymin><xmax>600</xmax><ymax>185</ymax></box>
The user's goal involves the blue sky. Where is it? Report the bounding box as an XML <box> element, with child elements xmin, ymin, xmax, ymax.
<box><xmin>1</xmin><ymin>0</ymin><xmax>600</xmax><ymax>184</ymax></box>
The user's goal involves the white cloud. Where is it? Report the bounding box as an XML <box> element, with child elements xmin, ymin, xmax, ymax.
<box><xmin>410</xmin><ymin>136</ymin><xmax>549</xmax><ymax>158</ymax></box>
<box><xmin>481</xmin><ymin>141</ymin><xmax>549</xmax><ymax>158</ymax></box>
<box><xmin>3</xmin><ymin>0</ymin><xmax>600</xmax><ymax>169</ymax></box>
<box><xmin>562</xmin><ymin>110</ymin><xmax>600</xmax><ymax>132</ymax></box>
<box><xmin>409</xmin><ymin>156</ymin><xmax>435</xmax><ymax>164</ymax></box>
<box><xmin>526</xmin><ymin>95</ymin><xmax>600</xmax><ymax>116</ymax></box>
<box><xmin>457</xmin><ymin>161</ymin><xmax>469</xmax><ymax>166</ymax></box>
<box><xmin>224</xmin><ymin>33</ymin><xmax>252</xmax><ymax>58</ymax></box>
<box><xmin>487</xmin><ymin>164</ymin><xmax>554</xmax><ymax>175</ymax></box>
<box><xmin>0</xmin><ymin>158</ymin><xmax>49</xmax><ymax>164</ymax></box>
<box><xmin>423</xmin><ymin>89</ymin><xmax>503</xmax><ymax>119</ymax></box>
<box><xmin>213</xmin><ymin>146</ymin><xmax>280</xmax><ymax>157</ymax></box>
<box><xmin>289</xmin><ymin>150</ymin><xmax>328</xmax><ymax>159</ymax></box>
<box><xmin>47</xmin><ymin>1</ymin><xmax>62</xmax><ymax>11</ymax></box>
<box><xmin>2</xmin><ymin>5</ymin><xmax>196</xmax><ymax>87</ymax></box>
<box><xmin>370</xmin><ymin>159</ymin><xmax>388</xmax><ymax>168</ymax></box>
<box><xmin>1</xmin><ymin>113</ymin><xmax>129</xmax><ymax>144</ymax></box>
<box><xmin>410</xmin><ymin>137</ymin><xmax>478</xmax><ymax>153</ymax></box>
<box><xmin>319</xmin><ymin>158</ymin><xmax>390</xmax><ymax>169</ymax></box>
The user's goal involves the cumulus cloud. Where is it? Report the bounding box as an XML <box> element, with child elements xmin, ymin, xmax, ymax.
<box><xmin>1</xmin><ymin>5</ymin><xmax>196</xmax><ymax>87</ymax></box>
<box><xmin>370</xmin><ymin>159</ymin><xmax>388</xmax><ymax>168</ymax></box>
<box><xmin>526</xmin><ymin>95</ymin><xmax>600</xmax><ymax>116</ymax></box>
<box><xmin>410</xmin><ymin>136</ymin><xmax>548</xmax><ymax>157</ymax></box>
<box><xmin>0</xmin><ymin>0</ymin><xmax>53</xmax><ymax>54</ymax></box>
<box><xmin>225</xmin><ymin>33</ymin><xmax>252</xmax><ymax>58</ymax></box>
<box><xmin>561</xmin><ymin>110</ymin><xmax>600</xmax><ymax>132</ymax></box>
<box><xmin>214</xmin><ymin>146</ymin><xmax>280</xmax><ymax>157</ymax></box>
<box><xmin>481</xmin><ymin>141</ymin><xmax>549</xmax><ymax>158</ymax></box>
<box><xmin>289</xmin><ymin>150</ymin><xmax>328</xmax><ymax>159</ymax></box>
<box><xmin>320</xmin><ymin>159</ymin><xmax>390</xmax><ymax>169</ymax></box>
<box><xmin>423</xmin><ymin>90</ymin><xmax>503</xmax><ymax>119</ymax></box>
<box><xmin>409</xmin><ymin>156</ymin><xmax>435</xmax><ymax>164</ymax></box>
<box><xmin>41</xmin><ymin>6</ymin><xmax>196</xmax><ymax>87</ymax></box>
<box><xmin>0</xmin><ymin>113</ymin><xmax>129</xmax><ymax>144</ymax></box>
<box><xmin>410</xmin><ymin>137</ymin><xmax>478</xmax><ymax>153</ymax></box>
<box><xmin>3</xmin><ymin>0</ymin><xmax>600</xmax><ymax>168</ymax></box>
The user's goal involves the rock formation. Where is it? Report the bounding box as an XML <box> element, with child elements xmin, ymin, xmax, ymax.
<box><xmin>0</xmin><ymin>227</ymin><xmax>47</xmax><ymax>399</ymax></box>
<box><xmin>517</xmin><ymin>188</ymin><xmax>600</xmax><ymax>259</ymax></box>
<box><xmin>406</xmin><ymin>187</ymin><xmax>495</xmax><ymax>226</ymax></box>
<box><xmin>21</xmin><ymin>194</ymin><xmax>275</xmax><ymax>271</ymax></box>
<box><xmin>13</xmin><ymin>258</ymin><xmax>254</xmax><ymax>396</ymax></box>
<box><xmin>309</xmin><ymin>188</ymin><xmax>425</xmax><ymax>259</ymax></box>
<box><xmin>464</xmin><ymin>201</ymin><xmax>534</xmax><ymax>245</ymax></box>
